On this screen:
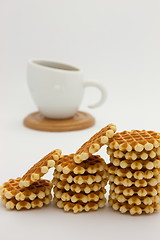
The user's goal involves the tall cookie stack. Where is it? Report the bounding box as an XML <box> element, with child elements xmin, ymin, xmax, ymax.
<box><xmin>53</xmin><ymin>124</ymin><xmax>117</xmax><ymax>213</ymax></box>
<box><xmin>106</xmin><ymin>130</ymin><xmax>160</xmax><ymax>215</ymax></box>
<box><xmin>0</xmin><ymin>149</ymin><xmax>61</xmax><ymax>210</ymax></box>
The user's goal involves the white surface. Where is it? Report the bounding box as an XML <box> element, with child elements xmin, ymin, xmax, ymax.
<box><xmin>1</xmin><ymin>0</ymin><xmax>160</xmax><ymax>240</ymax></box>
<box><xmin>27</xmin><ymin>59</ymin><xmax>106</xmax><ymax>118</ymax></box>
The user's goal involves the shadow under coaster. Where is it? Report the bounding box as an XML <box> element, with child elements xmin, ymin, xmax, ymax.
<box><xmin>23</xmin><ymin>111</ymin><xmax>95</xmax><ymax>132</ymax></box>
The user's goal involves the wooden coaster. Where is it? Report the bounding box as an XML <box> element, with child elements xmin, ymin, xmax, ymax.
<box><xmin>23</xmin><ymin>111</ymin><xmax>95</xmax><ymax>132</ymax></box>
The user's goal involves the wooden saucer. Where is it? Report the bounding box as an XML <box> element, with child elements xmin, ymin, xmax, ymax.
<box><xmin>23</xmin><ymin>111</ymin><xmax>95</xmax><ymax>132</ymax></box>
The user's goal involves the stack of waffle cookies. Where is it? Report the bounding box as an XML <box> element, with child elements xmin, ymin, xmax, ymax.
<box><xmin>53</xmin><ymin>124</ymin><xmax>117</xmax><ymax>213</ymax></box>
<box><xmin>107</xmin><ymin>130</ymin><xmax>160</xmax><ymax>215</ymax></box>
<box><xmin>0</xmin><ymin>149</ymin><xmax>61</xmax><ymax>210</ymax></box>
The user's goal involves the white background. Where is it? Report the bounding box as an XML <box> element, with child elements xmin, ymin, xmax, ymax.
<box><xmin>0</xmin><ymin>0</ymin><xmax>160</xmax><ymax>239</ymax></box>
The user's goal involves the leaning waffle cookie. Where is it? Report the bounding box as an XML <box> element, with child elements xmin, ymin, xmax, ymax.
<box><xmin>109</xmin><ymin>174</ymin><xmax>160</xmax><ymax>187</ymax></box>
<box><xmin>108</xmin><ymin>198</ymin><xmax>160</xmax><ymax>215</ymax></box>
<box><xmin>1</xmin><ymin>194</ymin><xmax>52</xmax><ymax>210</ymax></box>
<box><xmin>19</xmin><ymin>149</ymin><xmax>61</xmax><ymax>188</ymax></box>
<box><xmin>0</xmin><ymin>178</ymin><xmax>52</xmax><ymax>201</ymax></box>
<box><xmin>53</xmin><ymin>170</ymin><xmax>108</xmax><ymax>184</ymax></box>
<box><xmin>109</xmin><ymin>191</ymin><xmax>160</xmax><ymax>205</ymax></box>
<box><xmin>54</xmin><ymin>197</ymin><xmax>106</xmax><ymax>213</ymax></box>
<box><xmin>110</xmin><ymin>157</ymin><xmax>160</xmax><ymax>170</ymax></box>
<box><xmin>107</xmin><ymin>148</ymin><xmax>160</xmax><ymax>160</ymax></box>
<box><xmin>108</xmin><ymin>130</ymin><xmax>160</xmax><ymax>152</ymax></box>
<box><xmin>56</xmin><ymin>154</ymin><xmax>106</xmax><ymax>174</ymax></box>
<box><xmin>110</xmin><ymin>183</ymin><xmax>160</xmax><ymax>197</ymax></box>
<box><xmin>52</xmin><ymin>178</ymin><xmax>107</xmax><ymax>193</ymax></box>
<box><xmin>54</xmin><ymin>187</ymin><xmax>106</xmax><ymax>203</ymax></box>
<box><xmin>106</xmin><ymin>164</ymin><xmax>160</xmax><ymax>180</ymax></box>
<box><xmin>74</xmin><ymin>123</ymin><xmax>116</xmax><ymax>163</ymax></box>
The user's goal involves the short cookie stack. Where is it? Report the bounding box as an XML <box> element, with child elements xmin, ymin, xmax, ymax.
<box><xmin>0</xmin><ymin>178</ymin><xmax>52</xmax><ymax>210</ymax></box>
<box><xmin>107</xmin><ymin>130</ymin><xmax>160</xmax><ymax>215</ymax></box>
<box><xmin>0</xmin><ymin>149</ymin><xmax>61</xmax><ymax>210</ymax></box>
<box><xmin>53</xmin><ymin>124</ymin><xmax>117</xmax><ymax>213</ymax></box>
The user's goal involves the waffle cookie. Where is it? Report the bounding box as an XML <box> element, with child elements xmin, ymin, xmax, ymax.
<box><xmin>1</xmin><ymin>194</ymin><xmax>52</xmax><ymax>210</ymax></box>
<box><xmin>52</xmin><ymin>178</ymin><xmax>107</xmax><ymax>193</ymax></box>
<box><xmin>107</xmin><ymin>164</ymin><xmax>160</xmax><ymax>180</ymax></box>
<box><xmin>19</xmin><ymin>149</ymin><xmax>62</xmax><ymax>188</ymax></box>
<box><xmin>110</xmin><ymin>183</ymin><xmax>160</xmax><ymax>197</ymax></box>
<box><xmin>110</xmin><ymin>157</ymin><xmax>160</xmax><ymax>170</ymax></box>
<box><xmin>107</xmin><ymin>148</ymin><xmax>160</xmax><ymax>160</ymax></box>
<box><xmin>74</xmin><ymin>123</ymin><xmax>116</xmax><ymax>163</ymax></box>
<box><xmin>108</xmin><ymin>197</ymin><xmax>160</xmax><ymax>215</ymax></box>
<box><xmin>0</xmin><ymin>178</ymin><xmax>52</xmax><ymax>201</ymax></box>
<box><xmin>54</xmin><ymin>196</ymin><xmax>106</xmax><ymax>213</ymax></box>
<box><xmin>53</xmin><ymin>170</ymin><xmax>108</xmax><ymax>185</ymax></box>
<box><xmin>56</xmin><ymin>154</ymin><xmax>106</xmax><ymax>174</ymax></box>
<box><xmin>109</xmin><ymin>190</ymin><xmax>160</xmax><ymax>205</ymax></box>
<box><xmin>108</xmin><ymin>130</ymin><xmax>160</xmax><ymax>152</ymax></box>
<box><xmin>109</xmin><ymin>174</ymin><xmax>160</xmax><ymax>187</ymax></box>
<box><xmin>54</xmin><ymin>186</ymin><xmax>106</xmax><ymax>203</ymax></box>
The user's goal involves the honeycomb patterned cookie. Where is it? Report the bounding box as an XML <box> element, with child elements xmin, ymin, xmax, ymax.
<box><xmin>109</xmin><ymin>191</ymin><xmax>160</xmax><ymax>206</ymax></box>
<box><xmin>108</xmin><ymin>197</ymin><xmax>160</xmax><ymax>215</ymax></box>
<box><xmin>110</xmin><ymin>157</ymin><xmax>160</xmax><ymax>170</ymax></box>
<box><xmin>106</xmin><ymin>164</ymin><xmax>160</xmax><ymax>180</ymax></box>
<box><xmin>53</xmin><ymin>170</ymin><xmax>108</xmax><ymax>185</ymax></box>
<box><xmin>54</xmin><ymin>197</ymin><xmax>106</xmax><ymax>213</ymax></box>
<box><xmin>52</xmin><ymin>178</ymin><xmax>107</xmax><ymax>193</ymax></box>
<box><xmin>54</xmin><ymin>187</ymin><xmax>106</xmax><ymax>203</ymax></box>
<box><xmin>19</xmin><ymin>149</ymin><xmax>62</xmax><ymax>188</ymax></box>
<box><xmin>56</xmin><ymin>154</ymin><xmax>106</xmax><ymax>174</ymax></box>
<box><xmin>109</xmin><ymin>174</ymin><xmax>160</xmax><ymax>187</ymax></box>
<box><xmin>1</xmin><ymin>195</ymin><xmax>52</xmax><ymax>210</ymax></box>
<box><xmin>74</xmin><ymin>124</ymin><xmax>116</xmax><ymax>163</ymax></box>
<box><xmin>0</xmin><ymin>178</ymin><xmax>52</xmax><ymax>201</ymax></box>
<box><xmin>110</xmin><ymin>183</ymin><xmax>160</xmax><ymax>197</ymax></box>
<box><xmin>108</xmin><ymin>130</ymin><xmax>160</xmax><ymax>152</ymax></box>
<box><xmin>107</xmin><ymin>148</ymin><xmax>160</xmax><ymax>160</ymax></box>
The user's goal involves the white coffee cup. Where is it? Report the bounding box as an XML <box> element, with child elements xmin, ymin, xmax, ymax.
<box><xmin>27</xmin><ymin>59</ymin><xmax>107</xmax><ymax>119</ymax></box>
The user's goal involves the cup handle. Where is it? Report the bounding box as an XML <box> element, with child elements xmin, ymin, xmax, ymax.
<box><xmin>83</xmin><ymin>81</ymin><xmax>107</xmax><ymax>108</ymax></box>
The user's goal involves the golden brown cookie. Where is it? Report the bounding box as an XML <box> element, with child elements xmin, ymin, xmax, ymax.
<box><xmin>54</xmin><ymin>187</ymin><xmax>106</xmax><ymax>203</ymax></box>
<box><xmin>52</xmin><ymin>178</ymin><xmax>107</xmax><ymax>193</ymax></box>
<box><xmin>19</xmin><ymin>149</ymin><xmax>62</xmax><ymax>188</ymax></box>
<box><xmin>110</xmin><ymin>183</ymin><xmax>160</xmax><ymax>197</ymax></box>
<box><xmin>54</xmin><ymin>197</ymin><xmax>106</xmax><ymax>213</ymax></box>
<box><xmin>106</xmin><ymin>164</ymin><xmax>160</xmax><ymax>179</ymax></box>
<box><xmin>110</xmin><ymin>157</ymin><xmax>160</xmax><ymax>170</ymax></box>
<box><xmin>108</xmin><ymin>130</ymin><xmax>160</xmax><ymax>152</ymax></box>
<box><xmin>74</xmin><ymin>124</ymin><xmax>116</xmax><ymax>163</ymax></box>
<box><xmin>1</xmin><ymin>194</ymin><xmax>52</xmax><ymax>210</ymax></box>
<box><xmin>109</xmin><ymin>174</ymin><xmax>160</xmax><ymax>187</ymax></box>
<box><xmin>108</xmin><ymin>197</ymin><xmax>160</xmax><ymax>215</ymax></box>
<box><xmin>0</xmin><ymin>178</ymin><xmax>52</xmax><ymax>201</ymax></box>
<box><xmin>56</xmin><ymin>154</ymin><xmax>106</xmax><ymax>174</ymax></box>
<box><xmin>107</xmin><ymin>147</ymin><xmax>160</xmax><ymax>160</ymax></box>
<box><xmin>109</xmin><ymin>190</ymin><xmax>160</xmax><ymax>205</ymax></box>
<box><xmin>53</xmin><ymin>170</ymin><xmax>108</xmax><ymax>184</ymax></box>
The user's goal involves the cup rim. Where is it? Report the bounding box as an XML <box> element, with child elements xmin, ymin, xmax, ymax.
<box><xmin>28</xmin><ymin>59</ymin><xmax>82</xmax><ymax>73</ymax></box>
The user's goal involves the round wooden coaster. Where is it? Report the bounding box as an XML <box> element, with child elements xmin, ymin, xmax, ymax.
<box><xmin>23</xmin><ymin>111</ymin><xmax>95</xmax><ymax>132</ymax></box>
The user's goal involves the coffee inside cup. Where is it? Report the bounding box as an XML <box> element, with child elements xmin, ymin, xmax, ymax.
<box><xmin>33</xmin><ymin>60</ymin><xmax>79</xmax><ymax>71</ymax></box>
